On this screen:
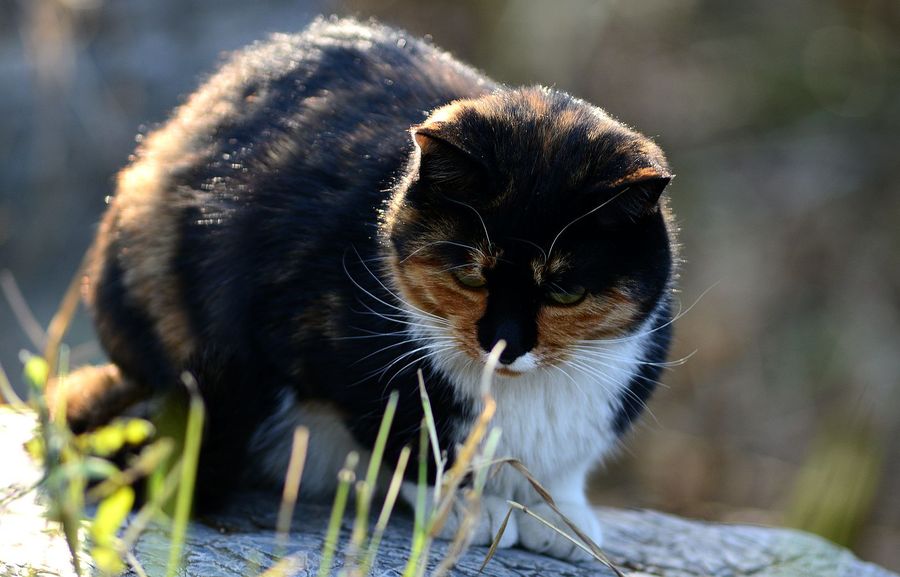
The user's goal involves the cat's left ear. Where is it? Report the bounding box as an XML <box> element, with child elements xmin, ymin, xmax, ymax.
<box><xmin>411</xmin><ymin>124</ymin><xmax>487</xmax><ymax>192</ymax></box>
<box><xmin>609</xmin><ymin>168</ymin><xmax>673</xmax><ymax>220</ymax></box>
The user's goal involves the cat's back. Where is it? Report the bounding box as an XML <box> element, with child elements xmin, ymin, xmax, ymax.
<box><xmin>88</xmin><ymin>18</ymin><xmax>494</xmax><ymax>372</ymax></box>
<box><xmin>120</xmin><ymin>17</ymin><xmax>494</xmax><ymax>211</ymax></box>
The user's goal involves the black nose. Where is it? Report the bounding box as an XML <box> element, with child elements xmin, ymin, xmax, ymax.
<box><xmin>480</xmin><ymin>319</ymin><xmax>532</xmax><ymax>365</ymax></box>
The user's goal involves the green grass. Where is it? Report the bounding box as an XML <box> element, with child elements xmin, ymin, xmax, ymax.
<box><xmin>0</xmin><ymin>268</ymin><xmax>621</xmax><ymax>576</ymax></box>
<box><xmin>3</xmin><ymin>342</ymin><xmax>510</xmax><ymax>577</ymax></box>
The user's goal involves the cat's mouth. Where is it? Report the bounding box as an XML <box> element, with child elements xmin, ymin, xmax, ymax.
<box><xmin>481</xmin><ymin>351</ymin><xmax>539</xmax><ymax>377</ymax></box>
<box><xmin>495</xmin><ymin>367</ymin><xmax>527</xmax><ymax>377</ymax></box>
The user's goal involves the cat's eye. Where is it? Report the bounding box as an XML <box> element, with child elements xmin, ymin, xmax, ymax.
<box><xmin>545</xmin><ymin>284</ymin><xmax>586</xmax><ymax>305</ymax></box>
<box><xmin>452</xmin><ymin>268</ymin><xmax>486</xmax><ymax>289</ymax></box>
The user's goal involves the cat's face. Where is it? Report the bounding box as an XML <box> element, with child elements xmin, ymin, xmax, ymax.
<box><xmin>383</xmin><ymin>88</ymin><xmax>674</xmax><ymax>377</ymax></box>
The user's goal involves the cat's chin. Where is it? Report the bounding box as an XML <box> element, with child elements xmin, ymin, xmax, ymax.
<box><xmin>495</xmin><ymin>367</ymin><xmax>528</xmax><ymax>377</ymax></box>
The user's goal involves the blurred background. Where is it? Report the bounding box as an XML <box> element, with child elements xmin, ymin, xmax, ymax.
<box><xmin>1</xmin><ymin>0</ymin><xmax>898</xmax><ymax>569</ymax></box>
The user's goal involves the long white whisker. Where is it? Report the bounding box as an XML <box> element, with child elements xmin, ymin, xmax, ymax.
<box><xmin>354</xmin><ymin>335</ymin><xmax>457</xmax><ymax>365</ymax></box>
<box><xmin>579</xmin><ymin>282</ymin><xmax>719</xmax><ymax>346</ymax></box>
<box><xmin>508</xmin><ymin>236</ymin><xmax>547</xmax><ymax>262</ymax></box>
<box><xmin>399</xmin><ymin>240</ymin><xmax>483</xmax><ymax>263</ymax></box>
<box><xmin>545</xmin><ymin>186</ymin><xmax>631</xmax><ymax>261</ymax></box>
<box><xmin>548</xmin><ymin>363</ymin><xmax>582</xmax><ymax>390</ymax></box>
<box><xmin>566</xmin><ymin>358</ymin><xmax>661</xmax><ymax>426</ymax></box>
<box><xmin>375</xmin><ymin>341</ymin><xmax>457</xmax><ymax>381</ymax></box>
<box><xmin>352</xmin><ymin>247</ymin><xmax>452</xmax><ymax>326</ymax></box>
<box><xmin>571</xmin><ymin>354</ymin><xmax>670</xmax><ymax>392</ymax></box>
<box><xmin>385</xmin><ymin>345</ymin><xmax>457</xmax><ymax>386</ymax></box>
<box><xmin>333</xmin><ymin>329</ymin><xmax>407</xmax><ymax>341</ymax></box>
<box><xmin>343</xmin><ymin>250</ymin><xmax>450</xmax><ymax>327</ymax></box>
<box><xmin>441</xmin><ymin>197</ymin><xmax>492</xmax><ymax>250</ymax></box>
<box><xmin>352</xmin><ymin>300</ymin><xmax>448</xmax><ymax>330</ymax></box>
<box><xmin>571</xmin><ymin>346</ymin><xmax>696</xmax><ymax>369</ymax></box>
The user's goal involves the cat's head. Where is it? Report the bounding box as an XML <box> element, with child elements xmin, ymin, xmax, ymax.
<box><xmin>382</xmin><ymin>87</ymin><xmax>675</xmax><ymax>378</ymax></box>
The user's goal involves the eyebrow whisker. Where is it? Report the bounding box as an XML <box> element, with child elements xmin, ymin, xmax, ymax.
<box><xmin>545</xmin><ymin>186</ymin><xmax>631</xmax><ymax>262</ymax></box>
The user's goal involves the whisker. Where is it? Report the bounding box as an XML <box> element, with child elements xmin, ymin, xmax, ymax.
<box><xmin>507</xmin><ymin>237</ymin><xmax>547</xmax><ymax>262</ymax></box>
<box><xmin>545</xmin><ymin>187</ymin><xmax>631</xmax><ymax>262</ymax></box>
<box><xmin>564</xmin><ymin>359</ymin><xmax>617</xmax><ymax>404</ymax></box>
<box><xmin>385</xmin><ymin>345</ymin><xmax>457</xmax><ymax>386</ymax></box>
<box><xmin>352</xmin><ymin>330</ymin><xmax>456</xmax><ymax>360</ymax></box>
<box><xmin>566</xmin><ymin>358</ymin><xmax>661</xmax><ymax>427</ymax></box>
<box><xmin>571</xmin><ymin>345</ymin><xmax>696</xmax><ymax>369</ymax></box>
<box><xmin>440</xmin><ymin>196</ymin><xmax>493</xmax><ymax>250</ymax></box>
<box><xmin>579</xmin><ymin>282</ymin><xmax>719</xmax><ymax>346</ymax></box>
<box><xmin>574</xmin><ymin>354</ymin><xmax>670</xmax><ymax>392</ymax></box>
<box><xmin>548</xmin><ymin>364</ymin><xmax>582</xmax><ymax>391</ymax></box>
<box><xmin>352</xmin><ymin>247</ymin><xmax>452</xmax><ymax>326</ymax></box>
<box><xmin>399</xmin><ymin>240</ymin><xmax>483</xmax><ymax>263</ymax></box>
<box><xmin>435</xmin><ymin>263</ymin><xmax>480</xmax><ymax>274</ymax></box>
<box><xmin>332</xmin><ymin>329</ymin><xmax>407</xmax><ymax>341</ymax></box>
<box><xmin>352</xmin><ymin>300</ymin><xmax>447</xmax><ymax>330</ymax></box>
<box><xmin>343</xmin><ymin>249</ymin><xmax>450</xmax><ymax>327</ymax></box>
<box><xmin>374</xmin><ymin>341</ymin><xmax>456</xmax><ymax>381</ymax></box>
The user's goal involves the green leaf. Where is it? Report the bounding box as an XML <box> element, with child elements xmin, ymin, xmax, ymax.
<box><xmin>23</xmin><ymin>355</ymin><xmax>49</xmax><ymax>389</ymax></box>
<box><xmin>25</xmin><ymin>436</ymin><xmax>45</xmax><ymax>460</ymax></box>
<box><xmin>82</xmin><ymin>456</ymin><xmax>122</xmax><ymax>482</ymax></box>
<box><xmin>123</xmin><ymin>419</ymin><xmax>155</xmax><ymax>445</ymax></box>
<box><xmin>85</xmin><ymin>424</ymin><xmax>126</xmax><ymax>456</ymax></box>
<box><xmin>92</xmin><ymin>486</ymin><xmax>135</xmax><ymax>547</ymax></box>
<box><xmin>92</xmin><ymin>545</ymin><xmax>126</xmax><ymax>575</ymax></box>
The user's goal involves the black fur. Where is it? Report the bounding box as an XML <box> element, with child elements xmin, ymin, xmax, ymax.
<box><xmin>87</xmin><ymin>17</ymin><xmax>676</xmax><ymax>508</ymax></box>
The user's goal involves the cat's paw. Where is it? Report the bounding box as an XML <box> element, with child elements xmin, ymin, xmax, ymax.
<box><xmin>435</xmin><ymin>493</ymin><xmax>518</xmax><ymax>548</ymax></box>
<box><xmin>516</xmin><ymin>501</ymin><xmax>603</xmax><ymax>562</ymax></box>
<box><xmin>400</xmin><ymin>482</ymin><xmax>517</xmax><ymax>549</ymax></box>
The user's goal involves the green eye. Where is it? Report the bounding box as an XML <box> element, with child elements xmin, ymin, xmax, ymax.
<box><xmin>452</xmin><ymin>268</ymin><xmax>486</xmax><ymax>289</ymax></box>
<box><xmin>546</xmin><ymin>284</ymin><xmax>586</xmax><ymax>305</ymax></box>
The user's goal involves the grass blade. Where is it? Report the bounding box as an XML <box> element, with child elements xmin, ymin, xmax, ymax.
<box><xmin>358</xmin><ymin>445</ymin><xmax>411</xmax><ymax>575</ymax></box>
<box><xmin>165</xmin><ymin>372</ymin><xmax>206</xmax><ymax>577</ymax></box>
<box><xmin>276</xmin><ymin>426</ymin><xmax>310</xmax><ymax>553</ymax></box>
<box><xmin>348</xmin><ymin>391</ymin><xmax>399</xmax><ymax>560</ymax></box>
<box><xmin>44</xmin><ymin>254</ymin><xmax>89</xmax><ymax>378</ymax></box>
<box><xmin>316</xmin><ymin>452</ymin><xmax>359</xmax><ymax>577</ymax></box>
<box><xmin>417</xmin><ymin>371</ymin><xmax>444</xmax><ymax>505</ymax></box>
<box><xmin>495</xmin><ymin>458</ymin><xmax>625</xmax><ymax>576</ymax></box>
<box><xmin>506</xmin><ymin>500</ymin><xmax>601</xmax><ymax>560</ymax></box>
<box><xmin>0</xmin><ymin>361</ymin><xmax>28</xmax><ymax>409</ymax></box>
<box><xmin>0</xmin><ymin>268</ymin><xmax>47</xmax><ymax>350</ymax></box>
<box><xmin>478</xmin><ymin>506</ymin><xmax>513</xmax><ymax>574</ymax></box>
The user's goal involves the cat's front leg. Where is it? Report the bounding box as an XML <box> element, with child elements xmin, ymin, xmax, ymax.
<box><xmin>516</xmin><ymin>469</ymin><xmax>603</xmax><ymax>561</ymax></box>
<box><xmin>399</xmin><ymin>482</ymin><xmax>518</xmax><ymax>548</ymax></box>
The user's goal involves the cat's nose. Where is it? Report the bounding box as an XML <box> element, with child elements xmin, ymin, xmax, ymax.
<box><xmin>498</xmin><ymin>346</ymin><xmax>523</xmax><ymax>365</ymax></box>
<box><xmin>483</xmin><ymin>319</ymin><xmax>532</xmax><ymax>365</ymax></box>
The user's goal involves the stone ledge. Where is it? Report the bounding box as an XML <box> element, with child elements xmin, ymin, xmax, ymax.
<box><xmin>1</xmin><ymin>410</ymin><xmax>895</xmax><ymax>577</ymax></box>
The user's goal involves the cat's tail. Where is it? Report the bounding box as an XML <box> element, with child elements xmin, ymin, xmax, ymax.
<box><xmin>47</xmin><ymin>364</ymin><xmax>147</xmax><ymax>434</ymax></box>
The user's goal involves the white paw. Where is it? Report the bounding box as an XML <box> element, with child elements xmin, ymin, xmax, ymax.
<box><xmin>400</xmin><ymin>482</ymin><xmax>518</xmax><ymax>549</ymax></box>
<box><xmin>434</xmin><ymin>493</ymin><xmax>518</xmax><ymax>548</ymax></box>
<box><xmin>516</xmin><ymin>501</ymin><xmax>604</xmax><ymax>561</ymax></box>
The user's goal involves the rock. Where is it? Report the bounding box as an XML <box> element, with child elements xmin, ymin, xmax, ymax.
<box><xmin>1</xmin><ymin>409</ymin><xmax>896</xmax><ymax>577</ymax></box>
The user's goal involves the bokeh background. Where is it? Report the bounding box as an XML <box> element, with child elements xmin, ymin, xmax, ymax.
<box><xmin>1</xmin><ymin>0</ymin><xmax>898</xmax><ymax>569</ymax></box>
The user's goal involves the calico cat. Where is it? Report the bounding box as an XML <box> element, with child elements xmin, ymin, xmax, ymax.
<box><xmin>59</xmin><ymin>17</ymin><xmax>676</xmax><ymax>560</ymax></box>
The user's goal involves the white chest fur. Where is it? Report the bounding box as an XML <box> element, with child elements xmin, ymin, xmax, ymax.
<box><xmin>432</xmin><ymin>327</ymin><xmax>649</xmax><ymax>502</ymax></box>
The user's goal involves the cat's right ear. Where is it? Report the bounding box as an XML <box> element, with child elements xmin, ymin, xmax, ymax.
<box><xmin>411</xmin><ymin>126</ymin><xmax>487</xmax><ymax>192</ymax></box>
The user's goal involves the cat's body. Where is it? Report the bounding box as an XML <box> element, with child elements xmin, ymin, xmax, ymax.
<box><xmin>63</xmin><ymin>18</ymin><xmax>677</xmax><ymax>559</ymax></box>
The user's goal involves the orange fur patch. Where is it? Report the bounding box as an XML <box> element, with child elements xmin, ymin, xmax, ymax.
<box><xmin>390</xmin><ymin>253</ymin><xmax>486</xmax><ymax>360</ymax></box>
<box><xmin>537</xmin><ymin>287</ymin><xmax>640</xmax><ymax>365</ymax></box>
<box><xmin>391</xmin><ymin>245</ymin><xmax>641</xmax><ymax>370</ymax></box>
<box><xmin>49</xmin><ymin>364</ymin><xmax>147</xmax><ymax>433</ymax></box>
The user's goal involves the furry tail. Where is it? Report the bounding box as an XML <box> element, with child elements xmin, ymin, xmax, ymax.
<box><xmin>48</xmin><ymin>364</ymin><xmax>147</xmax><ymax>433</ymax></box>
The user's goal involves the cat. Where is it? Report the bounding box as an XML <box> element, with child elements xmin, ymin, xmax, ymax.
<box><xmin>58</xmin><ymin>17</ymin><xmax>677</xmax><ymax>560</ymax></box>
